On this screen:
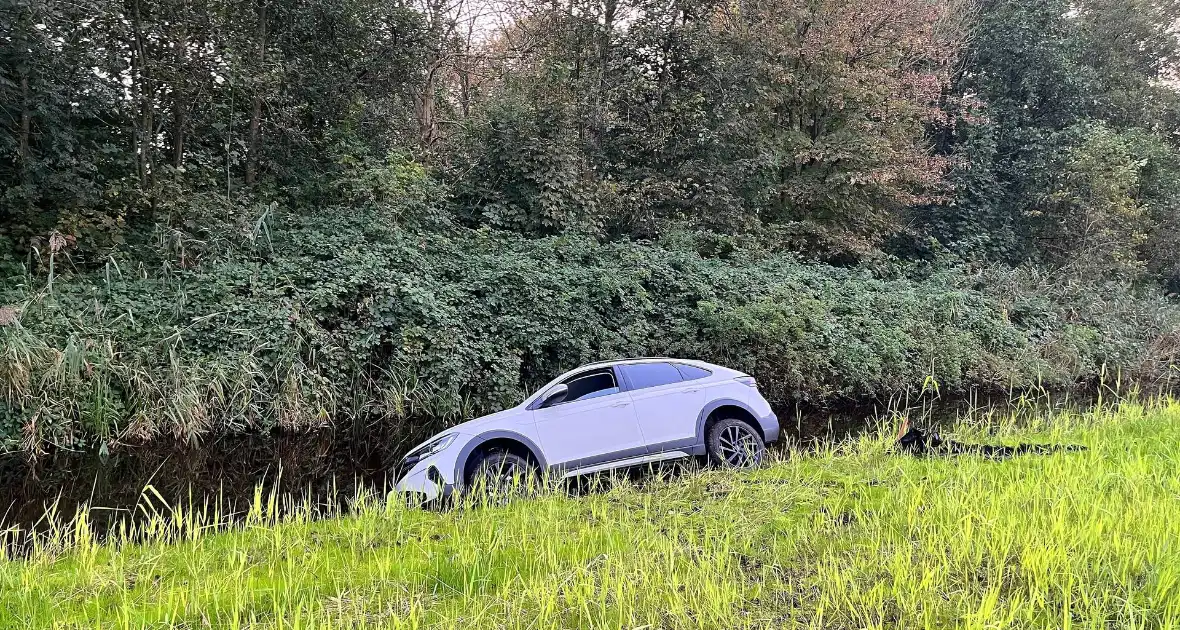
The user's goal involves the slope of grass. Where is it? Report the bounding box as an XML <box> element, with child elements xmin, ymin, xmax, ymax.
<box><xmin>2</xmin><ymin>400</ymin><xmax>1179</xmax><ymax>629</ymax></box>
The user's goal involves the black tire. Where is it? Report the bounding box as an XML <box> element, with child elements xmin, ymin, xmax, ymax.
<box><xmin>706</xmin><ymin>417</ymin><xmax>766</xmax><ymax>468</ymax></box>
<box><xmin>465</xmin><ymin>450</ymin><xmax>537</xmax><ymax>500</ymax></box>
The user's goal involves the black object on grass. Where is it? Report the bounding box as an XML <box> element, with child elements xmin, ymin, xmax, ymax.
<box><xmin>895</xmin><ymin>420</ymin><xmax>1087</xmax><ymax>459</ymax></box>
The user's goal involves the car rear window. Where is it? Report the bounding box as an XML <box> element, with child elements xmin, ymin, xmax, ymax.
<box><xmin>674</xmin><ymin>363</ymin><xmax>712</xmax><ymax>380</ymax></box>
<box><xmin>622</xmin><ymin>362</ymin><xmax>683</xmax><ymax>390</ymax></box>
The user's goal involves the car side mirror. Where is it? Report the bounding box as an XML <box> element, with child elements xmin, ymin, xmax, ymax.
<box><xmin>540</xmin><ymin>384</ymin><xmax>569</xmax><ymax>408</ymax></box>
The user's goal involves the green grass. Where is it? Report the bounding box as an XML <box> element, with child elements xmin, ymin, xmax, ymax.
<box><xmin>2</xmin><ymin>400</ymin><xmax>1179</xmax><ymax>629</ymax></box>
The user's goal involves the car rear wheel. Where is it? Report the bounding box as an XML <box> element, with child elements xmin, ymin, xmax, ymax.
<box><xmin>706</xmin><ymin>417</ymin><xmax>765</xmax><ymax>468</ymax></box>
<box><xmin>465</xmin><ymin>450</ymin><xmax>537</xmax><ymax>501</ymax></box>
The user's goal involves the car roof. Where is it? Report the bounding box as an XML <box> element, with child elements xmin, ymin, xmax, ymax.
<box><xmin>519</xmin><ymin>357</ymin><xmax>742</xmax><ymax>408</ymax></box>
<box><xmin>579</xmin><ymin>357</ymin><xmax>715</xmax><ymax>370</ymax></box>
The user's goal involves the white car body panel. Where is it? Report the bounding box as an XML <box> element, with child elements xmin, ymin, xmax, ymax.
<box><xmin>627</xmin><ymin>378</ymin><xmax>704</xmax><ymax>449</ymax></box>
<box><xmin>532</xmin><ymin>388</ymin><xmax>644</xmax><ymax>468</ymax></box>
<box><xmin>393</xmin><ymin>358</ymin><xmax>780</xmax><ymax>503</ymax></box>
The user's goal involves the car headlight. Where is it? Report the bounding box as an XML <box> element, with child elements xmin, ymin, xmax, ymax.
<box><xmin>407</xmin><ymin>433</ymin><xmax>457</xmax><ymax>459</ymax></box>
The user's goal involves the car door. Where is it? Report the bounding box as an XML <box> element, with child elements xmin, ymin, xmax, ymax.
<box><xmin>531</xmin><ymin>367</ymin><xmax>645</xmax><ymax>471</ymax></box>
<box><xmin>619</xmin><ymin>362</ymin><xmax>705</xmax><ymax>453</ymax></box>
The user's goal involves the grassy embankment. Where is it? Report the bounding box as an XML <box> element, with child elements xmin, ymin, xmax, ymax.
<box><xmin>2</xmin><ymin>399</ymin><xmax>1178</xmax><ymax>629</ymax></box>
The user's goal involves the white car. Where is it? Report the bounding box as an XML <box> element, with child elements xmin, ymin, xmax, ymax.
<box><xmin>394</xmin><ymin>358</ymin><xmax>780</xmax><ymax>502</ymax></box>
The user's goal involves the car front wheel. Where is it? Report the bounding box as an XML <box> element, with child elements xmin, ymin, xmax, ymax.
<box><xmin>706</xmin><ymin>417</ymin><xmax>766</xmax><ymax>468</ymax></box>
<box><xmin>465</xmin><ymin>450</ymin><xmax>537</xmax><ymax>500</ymax></box>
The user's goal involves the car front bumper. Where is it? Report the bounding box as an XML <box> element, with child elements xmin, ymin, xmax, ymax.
<box><xmin>392</xmin><ymin>447</ymin><xmax>461</xmax><ymax>504</ymax></box>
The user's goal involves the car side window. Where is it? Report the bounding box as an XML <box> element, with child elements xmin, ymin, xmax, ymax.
<box><xmin>674</xmin><ymin>363</ymin><xmax>712</xmax><ymax>381</ymax></box>
<box><xmin>542</xmin><ymin>369</ymin><xmax>620</xmax><ymax>408</ymax></box>
<box><xmin>621</xmin><ymin>362</ymin><xmax>683</xmax><ymax>390</ymax></box>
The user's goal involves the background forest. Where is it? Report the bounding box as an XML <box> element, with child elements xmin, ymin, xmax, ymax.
<box><xmin>1</xmin><ymin>0</ymin><xmax>1179</xmax><ymax>454</ymax></box>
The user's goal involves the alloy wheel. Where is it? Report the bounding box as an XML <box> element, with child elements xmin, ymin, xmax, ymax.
<box><xmin>718</xmin><ymin>424</ymin><xmax>763</xmax><ymax>467</ymax></box>
<box><xmin>473</xmin><ymin>453</ymin><xmax>536</xmax><ymax>501</ymax></box>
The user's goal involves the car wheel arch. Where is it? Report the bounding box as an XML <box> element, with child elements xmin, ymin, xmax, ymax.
<box><xmin>697</xmin><ymin>399</ymin><xmax>764</xmax><ymax>442</ymax></box>
<box><xmin>454</xmin><ymin>431</ymin><xmax>547</xmax><ymax>486</ymax></box>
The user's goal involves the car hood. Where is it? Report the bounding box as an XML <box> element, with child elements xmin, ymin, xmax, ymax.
<box><xmin>448</xmin><ymin>406</ymin><xmax>532</xmax><ymax>435</ymax></box>
<box><xmin>404</xmin><ymin>406</ymin><xmax>531</xmax><ymax>456</ymax></box>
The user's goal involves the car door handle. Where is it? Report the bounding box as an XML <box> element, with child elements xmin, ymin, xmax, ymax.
<box><xmin>611</xmin><ymin>401</ymin><xmax>630</xmax><ymax>408</ymax></box>
<box><xmin>682</xmin><ymin>388</ymin><xmax>699</xmax><ymax>393</ymax></box>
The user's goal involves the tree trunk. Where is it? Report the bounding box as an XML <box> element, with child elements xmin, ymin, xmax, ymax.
<box><xmin>245</xmin><ymin>0</ymin><xmax>267</xmax><ymax>186</ymax></box>
<box><xmin>171</xmin><ymin>19</ymin><xmax>188</xmax><ymax>169</ymax></box>
<box><xmin>590</xmin><ymin>0</ymin><xmax>617</xmax><ymax>148</ymax></box>
<box><xmin>142</xmin><ymin>87</ymin><xmax>154</xmax><ymax>189</ymax></box>
<box><xmin>458</xmin><ymin>67</ymin><xmax>471</xmax><ymax>119</ymax></box>
<box><xmin>19</xmin><ymin>72</ymin><xmax>30</xmax><ymax>178</ymax></box>
<box><xmin>172</xmin><ymin>103</ymin><xmax>187</xmax><ymax>169</ymax></box>
<box><xmin>415</xmin><ymin>65</ymin><xmax>439</xmax><ymax>152</ymax></box>
<box><xmin>130</xmin><ymin>0</ymin><xmax>154</xmax><ymax>188</ymax></box>
<box><xmin>414</xmin><ymin>0</ymin><xmax>448</xmax><ymax>155</ymax></box>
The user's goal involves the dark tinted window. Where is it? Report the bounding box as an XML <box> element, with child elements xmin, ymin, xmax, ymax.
<box><xmin>566</xmin><ymin>372</ymin><xmax>618</xmax><ymax>402</ymax></box>
<box><xmin>675</xmin><ymin>364</ymin><xmax>712</xmax><ymax>381</ymax></box>
<box><xmin>622</xmin><ymin>362</ymin><xmax>683</xmax><ymax>390</ymax></box>
<box><xmin>542</xmin><ymin>369</ymin><xmax>619</xmax><ymax>407</ymax></box>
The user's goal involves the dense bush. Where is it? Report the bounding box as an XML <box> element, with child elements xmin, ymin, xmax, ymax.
<box><xmin>2</xmin><ymin>210</ymin><xmax>1177</xmax><ymax>454</ymax></box>
<box><xmin>2</xmin><ymin>0</ymin><xmax>1178</xmax><ymax>460</ymax></box>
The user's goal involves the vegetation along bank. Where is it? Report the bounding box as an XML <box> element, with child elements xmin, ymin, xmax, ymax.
<box><xmin>3</xmin><ymin>0</ymin><xmax>1179</xmax><ymax>456</ymax></box>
